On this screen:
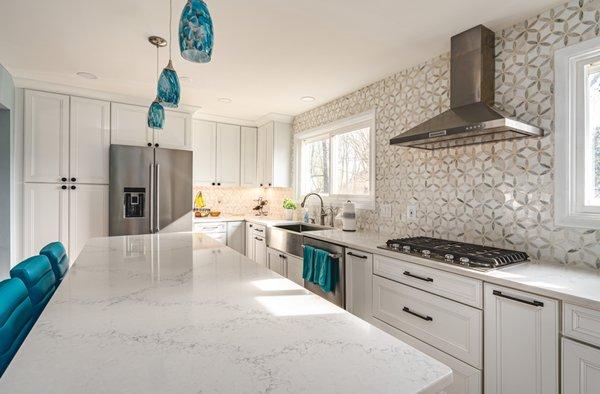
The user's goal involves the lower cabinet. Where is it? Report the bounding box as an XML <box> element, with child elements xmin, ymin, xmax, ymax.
<box><xmin>484</xmin><ymin>283</ymin><xmax>559</xmax><ymax>394</ymax></box>
<box><xmin>563</xmin><ymin>337</ymin><xmax>600</xmax><ymax>393</ymax></box>
<box><xmin>266</xmin><ymin>247</ymin><xmax>304</xmax><ymax>286</ymax></box>
<box><xmin>345</xmin><ymin>248</ymin><xmax>373</xmax><ymax>322</ymax></box>
<box><xmin>226</xmin><ymin>221</ymin><xmax>245</xmax><ymax>254</ymax></box>
<box><xmin>253</xmin><ymin>235</ymin><xmax>267</xmax><ymax>267</ymax></box>
<box><xmin>68</xmin><ymin>184</ymin><xmax>109</xmax><ymax>260</ymax></box>
<box><xmin>245</xmin><ymin>222</ymin><xmax>254</xmax><ymax>260</ymax></box>
<box><xmin>286</xmin><ymin>254</ymin><xmax>303</xmax><ymax>286</ymax></box>
<box><xmin>267</xmin><ymin>248</ymin><xmax>286</xmax><ymax>276</ymax></box>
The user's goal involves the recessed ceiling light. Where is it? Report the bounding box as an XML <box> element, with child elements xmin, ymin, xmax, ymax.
<box><xmin>76</xmin><ymin>71</ymin><xmax>98</xmax><ymax>80</ymax></box>
<box><xmin>300</xmin><ymin>96</ymin><xmax>315</xmax><ymax>103</ymax></box>
<box><xmin>218</xmin><ymin>97</ymin><xmax>232</xmax><ymax>104</ymax></box>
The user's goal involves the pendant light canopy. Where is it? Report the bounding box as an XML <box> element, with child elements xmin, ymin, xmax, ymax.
<box><xmin>148</xmin><ymin>35</ymin><xmax>167</xmax><ymax>130</ymax></box>
<box><xmin>157</xmin><ymin>0</ymin><xmax>181</xmax><ymax>108</ymax></box>
<box><xmin>179</xmin><ymin>0</ymin><xmax>214</xmax><ymax>63</ymax></box>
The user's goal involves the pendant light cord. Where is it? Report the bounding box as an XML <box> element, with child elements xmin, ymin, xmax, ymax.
<box><xmin>169</xmin><ymin>0</ymin><xmax>172</xmax><ymax>60</ymax></box>
<box><xmin>156</xmin><ymin>45</ymin><xmax>159</xmax><ymax>83</ymax></box>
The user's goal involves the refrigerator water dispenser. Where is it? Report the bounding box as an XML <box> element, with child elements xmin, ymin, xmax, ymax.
<box><xmin>123</xmin><ymin>187</ymin><xmax>146</xmax><ymax>218</ymax></box>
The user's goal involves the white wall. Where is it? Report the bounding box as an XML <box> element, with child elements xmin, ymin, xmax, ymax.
<box><xmin>0</xmin><ymin>63</ymin><xmax>15</xmax><ymax>279</ymax></box>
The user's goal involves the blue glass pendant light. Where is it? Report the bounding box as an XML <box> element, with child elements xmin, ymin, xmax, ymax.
<box><xmin>179</xmin><ymin>0</ymin><xmax>214</xmax><ymax>63</ymax></box>
<box><xmin>157</xmin><ymin>0</ymin><xmax>181</xmax><ymax>108</ymax></box>
<box><xmin>148</xmin><ymin>36</ymin><xmax>166</xmax><ymax>129</ymax></box>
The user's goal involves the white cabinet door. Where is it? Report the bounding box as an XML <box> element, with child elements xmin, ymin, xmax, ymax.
<box><xmin>253</xmin><ymin>235</ymin><xmax>267</xmax><ymax>267</ymax></box>
<box><xmin>69</xmin><ymin>184</ymin><xmax>108</xmax><ymax>262</ymax></box>
<box><xmin>23</xmin><ymin>183</ymin><xmax>69</xmax><ymax>258</ymax></box>
<box><xmin>484</xmin><ymin>284</ymin><xmax>559</xmax><ymax>394</ymax></box>
<box><xmin>257</xmin><ymin>124</ymin><xmax>267</xmax><ymax>187</ymax></box>
<box><xmin>110</xmin><ymin>102</ymin><xmax>151</xmax><ymax>147</ymax></box>
<box><xmin>245</xmin><ymin>222</ymin><xmax>255</xmax><ymax>260</ymax></box>
<box><xmin>216</xmin><ymin>123</ymin><xmax>240</xmax><ymax>187</ymax></box>
<box><xmin>240</xmin><ymin>126</ymin><xmax>258</xmax><ymax>187</ymax></box>
<box><xmin>24</xmin><ymin>90</ymin><xmax>70</xmax><ymax>183</ymax></box>
<box><xmin>271</xmin><ymin>121</ymin><xmax>292</xmax><ymax>187</ymax></box>
<box><xmin>263</xmin><ymin>122</ymin><xmax>274</xmax><ymax>186</ymax></box>
<box><xmin>155</xmin><ymin>111</ymin><xmax>191</xmax><ymax>149</ymax></box>
<box><xmin>267</xmin><ymin>248</ymin><xmax>286</xmax><ymax>276</ymax></box>
<box><xmin>563</xmin><ymin>337</ymin><xmax>600</xmax><ymax>394</ymax></box>
<box><xmin>192</xmin><ymin>119</ymin><xmax>217</xmax><ymax>186</ymax></box>
<box><xmin>70</xmin><ymin>97</ymin><xmax>110</xmax><ymax>184</ymax></box>
<box><xmin>286</xmin><ymin>254</ymin><xmax>304</xmax><ymax>286</ymax></box>
<box><xmin>226</xmin><ymin>221</ymin><xmax>245</xmax><ymax>254</ymax></box>
<box><xmin>345</xmin><ymin>248</ymin><xmax>373</xmax><ymax>321</ymax></box>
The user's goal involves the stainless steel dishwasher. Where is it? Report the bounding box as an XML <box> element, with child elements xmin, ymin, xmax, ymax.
<box><xmin>303</xmin><ymin>236</ymin><xmax>345</xmax><ymax>308</ymax></box>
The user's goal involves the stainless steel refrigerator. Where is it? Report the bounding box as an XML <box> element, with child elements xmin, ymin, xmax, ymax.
<box><xmin>109</xmin><ymin>145</ymin><xmax>193</xmax><ymax>236</ymax></box>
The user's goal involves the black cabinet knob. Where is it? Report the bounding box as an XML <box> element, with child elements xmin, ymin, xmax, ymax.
<box><xmin>268</xmin><ymin>183</ymin><xmax>272</xmax><ymax>186</ymax></box>
<box><xmin>61</xmin><ymin>177</ymin><xmax>67</xmax><ymax>182</ymax></box>
<box><xmin>217</xmin><ymin>182</ymin><xmax>221</xmax><ymax>186</ymax></box>
<box><xmin>61</xmin><ymin>185</ymin><xmax>67</xmax><ymax>190</ymax></box>
<box><xmin>70</xmin><ymin>185</ymin><xmax>76</xmax><ymax>190</ymax></box>
<box><xmin>147</xmin><ymin>143</ymin><xmax>152</xmax><ymax>147</ymax></box>
<box><xmin>211</xmin><ymin>182</ymin><xmax>215</xmax><ymax>186</ymax></box>
<box><xmin>155</xmin><ymin>143</ymin><xmax>159</xmax><ymax>147</ymax></box>
<box><xmin>71</xmin><ymin>177</ymin><xmax>76</xmax><ymax>182</ymax></box>
<box><xmin>260</xmin><ymin>183</ymin><xmax>263</xmax><ymax>187</ymax></box>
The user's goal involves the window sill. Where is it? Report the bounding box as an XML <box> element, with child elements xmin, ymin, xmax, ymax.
<box><xmin>555</xmin><ymin>210</ymin><xmax>600</xmax><ymax>229</ymax></box>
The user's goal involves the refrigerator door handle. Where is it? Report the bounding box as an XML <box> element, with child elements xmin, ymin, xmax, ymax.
<box><xmin>155</xmin><ymin>163</ymin><xmax>160</xmax><ymax>232</ymax></box>
<box><xmin>149</xmin><ymin>163</ymin><xmax>154</xmax><ymax>233</ymax></box>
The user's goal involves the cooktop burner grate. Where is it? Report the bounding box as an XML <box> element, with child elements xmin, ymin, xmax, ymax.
<box><xmin>379</xmin><ymin>236</ymin><xmax>528</xmax><ymax>270</ymax></box>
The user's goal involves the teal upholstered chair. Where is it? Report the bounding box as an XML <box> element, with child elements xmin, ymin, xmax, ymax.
<box><xmin>10</xmin><ymin>255</ymin><xmax>57</xmax><ymax>321</ymax></box>
<box><xmin>0</xmin><ymin>278</ymin><xmax>34</xmax><ymax>377</ymax></box>
<box><xmin>40</xmin><ymin>242</ymin><xmax>69</xmax><ymax>283</ymax></box>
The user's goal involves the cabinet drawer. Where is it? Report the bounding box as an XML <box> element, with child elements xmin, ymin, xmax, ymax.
<box><xmin>374</xmin><ymin>254</ymin><xmax>483</xmax><ymax>308</ymax></box>
<box><xmin>194</xmin><ymin>222</ymin><xmax>226</xmax><ymax>233</ymax></box>
<box><xmin>373</xmin><ymin>275</ymin><xmax>482</xmax><ymax>368</ymax></box>
<box><xmin>564</xmin><ymin>303</ymin><xmax>600</xmax><ymax>348</ymax></box>
<box><xmin>252</xmin><ymin>223</ymin><xmax>266</xmax><ymax>236</ymax></box>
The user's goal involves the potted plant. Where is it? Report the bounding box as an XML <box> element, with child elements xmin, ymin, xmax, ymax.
<box><xmin>282</xmin><ymin>198</ymin><xmax>297</xmax><ymax>220</ymax></box>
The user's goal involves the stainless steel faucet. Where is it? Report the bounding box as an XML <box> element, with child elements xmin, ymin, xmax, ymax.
<box><xmin>300</xmin><ymin>193</ymin><xmax>327</xmax><ymax>225</ymax></box>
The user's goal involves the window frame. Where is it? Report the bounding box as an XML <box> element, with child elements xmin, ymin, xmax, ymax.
<box><xmin>555</xmin><ymin>36</ymin><xmax>600</xmax><ymax>228</ymax></box>
<box><xmin>294</xmin><ymin>110</ymin><xmax>376</xmax><ymax>209</ymax></box>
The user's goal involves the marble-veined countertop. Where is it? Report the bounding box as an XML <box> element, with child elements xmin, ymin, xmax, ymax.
<box><xmin>0</xmin><ymin>232</ymin><xmax>452</xmax><ymax>393</ymax></box>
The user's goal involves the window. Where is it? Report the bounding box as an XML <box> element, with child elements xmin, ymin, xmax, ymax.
<box><xmin>296</xmin><ymin>110</ymin><xmax>375</xmax><ymax>208</ymax></box>
<box><xmin>555</xmin><ymin>36</ymin><xmax>600</xmax><ymax>228</ymax></box>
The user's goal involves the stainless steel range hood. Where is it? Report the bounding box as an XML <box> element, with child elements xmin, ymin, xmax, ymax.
<box><xmin>390</xmin><ymin>25</ymin><xmax>543</xmax><ymax>150</ymax></box>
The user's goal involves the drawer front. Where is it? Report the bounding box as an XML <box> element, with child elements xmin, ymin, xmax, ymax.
<box><xmin>194</xmin><ymin>222</ymin><xmax>226</xmax><ymax>233</ymax></box>
<box><xmin>562</xmin><ymin>337</ymin><xmax>600</xmax><ymax>394</ymax></box>
<box><xmin>374</xmin><ymin>254</ymin><xmax>483</xmax><ymax>308</ymax></box>
<box><xmin>564</xmin><ymin>303</ymin><xmax>600</xmax><ymax>348</ymax></box>
<box><xmin>252</xmin><ymin>223</ymin><xmax>266</xmax><ymax>236</ymax></box>
<box><xmin>373</xmin><ymin>275</ymin><xmax>482</xmax><ymax>368</ymax></box>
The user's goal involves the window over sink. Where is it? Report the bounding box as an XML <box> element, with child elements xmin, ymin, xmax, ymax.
<box><xmin>295</xmin><ymin>110</ymin><xmax>375</xmax><ymax>208</ymax></box>
<box><xmin>556</xmin><ymin>36</ymin><xmax>600</xmax><ymax>228</ymax></box>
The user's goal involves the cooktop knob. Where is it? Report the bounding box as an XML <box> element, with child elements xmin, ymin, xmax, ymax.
<box><xmin>444</xmin><ymin>254</ymin><xmax>454</xmax><ymax>261</ymax></box>
<box><xmin>459</xmin><ymin>257</ymin><xmax>470</xmax><ymax>265</ymax></box>
<box><xmin>422</xmin><ymin>249</ymin><xmax>431</xmax><ymax>257</ymax></box>
<box><xmin>402</xmin><ymin>245</ymin><xmax>411</xmax><ymax>253</ymax></box>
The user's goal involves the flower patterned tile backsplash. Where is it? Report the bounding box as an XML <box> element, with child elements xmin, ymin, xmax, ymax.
<box><xmin>293</xmin><ymin>0</ymin><xmax>600</xmax><ymax>270</ymax></box>
<box><xmin>193</xmin><ymin>186</ymin><xmax>293</xmax><ymax>218</ymax></box>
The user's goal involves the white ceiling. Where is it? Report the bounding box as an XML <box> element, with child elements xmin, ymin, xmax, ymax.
<box><xmin>0</xmin><ymin>0</ymin><xmax>561</xmax><ymax>121</ymax></box>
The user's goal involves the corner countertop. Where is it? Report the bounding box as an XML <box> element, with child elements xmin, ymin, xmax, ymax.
<box><xmin>192</xmin><ymin>214</ymin><xmax>297</xmax><ymax>227</ymax></box>
<box><xmin>302</xmin><ymin>229</ymin><xmax>600</xmax><ymax>310</ymax></box>
<box><xmin>0</xmin><ymin>232</ymin><xmax>452</xmax><ymax>393</ymax></box>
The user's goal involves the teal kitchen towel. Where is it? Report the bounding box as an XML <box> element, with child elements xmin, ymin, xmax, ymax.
<box><xmin>314</xmin><ymin>248</ymin><xmax>338</xmax><ymax>293</ymax></box>
<box><xmin>302</xmin><ymin>245</ymin><xmax>315</xmax><ymax>282</ymax></box>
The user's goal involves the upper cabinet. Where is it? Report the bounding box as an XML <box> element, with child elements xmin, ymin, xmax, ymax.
<box><xmin>24</xmin><ymin>90</ymin><xmax>70</xmax><ymax>183</ymax></box>
<box><xmin>240</xmin><ymin>126</ymin><xmax>258</xmax><ymax>187</ymax></box>
<box><xmin>111</xmin><ymin>102</ymin><xmax>191</xmax><ymax>150</ymax></box>
<box><xmin>192</xmin><ymin>120</ymin><xmax>241</xmax><ymax>187</ymax></box>
<box><xmin>257</xmin><ymin>121</ymin><xmax>292</xmax><ymax>187</ymax></box>
<box><xmin>24</xmin><ymin>91</ymin><xmax>110</xmax><ymax>184</ymax></box>
<box><xmin>70</xmin><ymin>97</ymin><xmax>111</xmax><ymax>184</ymax></box>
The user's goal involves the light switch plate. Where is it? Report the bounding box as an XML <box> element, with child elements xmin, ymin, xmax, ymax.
<box><xmin>380</xmin><ymin>203</ymin><xmax>392</xmax><ymax>218</ymax></box>
<box><xmin>407</xmin><ymin>205</ymin><xmax>417</xmax><ymax>220</ymax></box>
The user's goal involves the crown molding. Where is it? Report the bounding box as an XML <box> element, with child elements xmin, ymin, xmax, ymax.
<box><xmin>256</xmin><ymin>113</ymin><xmax>294</xmax><ymax>126</ymax></box>
<box><xmin>191</xmin><ymin>112</ymin><xmax>257</xmax><ymax>127</ymax></box>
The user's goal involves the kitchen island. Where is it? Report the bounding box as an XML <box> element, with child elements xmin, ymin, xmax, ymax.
<box><xmin>0</xmin><ymin>232</ymin><xmax>452</xmax><ymax>393</ymax></box>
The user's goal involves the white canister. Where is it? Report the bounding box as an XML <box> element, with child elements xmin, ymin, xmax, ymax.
<box><xmin>342</xmin><ymin>200</ymin><xmax>356</xmax><ymax>232</ymax></box>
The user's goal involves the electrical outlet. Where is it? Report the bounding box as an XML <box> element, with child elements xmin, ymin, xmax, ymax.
<box><xmin>407</xmin><ymin>205</ymin><xmax>417</xmax><ymax>220</ymax></box>
<box><xmin>380</xmin><ymin>203</ymin><xmax>392</xmax><ymax>218</ymax></box>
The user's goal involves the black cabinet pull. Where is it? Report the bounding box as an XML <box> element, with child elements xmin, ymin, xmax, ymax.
<box><xmin>255</xmin><ymin>229</ymin><xmax>264</xmax><ymax>233</ymax></box>
<box><xmin>268</xmin><ymin>183</ymin><xmax>272</xmax><ymax>186</ymax></box>
<box><xmin>254</xmin><ymin>237</ymin><xmax>263</xmax><ymax>241</ymax></box>
<box><xmin>61</xmin><ymin>177</ymin><xmax>67</xmax><ymax>182</ymax></box>
<box><xmin>492</xmin><ymin>290</ymin><xmax>544</xmax><ymax>307</ymax></box>
<box><xmin>211</xmin><ymin>182</ymin><xmax>215</xmax><ymax>186</ymax></box>
<box><xmin>155</xmin><ymin>143</ymin><xmax>159</xmax><ymax>147</ymax></box>
<box><xmin>278</xmin><ymin>254</ymin><xmax>287</xmax><ymax>259</ymax></box>
<box><xmin>249</xmin><ymin>224</ymin><xmax>253</xmax><ymax>228</ymax></box>
<box><xmin>61</xmin><ymin>185</ymin><xmax>67</xmax><ymax>190</ymax></box>
<box><xmin>402</xmin><ymin>307</ymin><xmax>433</xmax><ymax>321</ymax></box>
<box><xmin>70</xmin><ymin>185</ymin><xmax>76</xmax><ymax>190</ymax></box>
<box><xmin>217</xmin><ymin>182</ymin><xmax>221</xmax><ymax>186</ymax></box>
<box><xmin>348</xmin><ymin>252</ymin><xmax>368</xmax><ymax>259</ymax></box>
<box><xmin>147</xmin><ymin>143</ymin><xmax>152</xmax><ymax>147</ymax></box>
<box><xmin>71</xmin><ymin>177</ymin><xmax>76</xmax><ymax>182</ymax></box>
<box><xmin>259</xmin><ymin>183</ymin><xmax>263</xmax><ymax>187</ymax></box>
<box><xmin>403</xmin><ymin>271</ymin><xmax>433</xmax><ymax>282</ymax></box>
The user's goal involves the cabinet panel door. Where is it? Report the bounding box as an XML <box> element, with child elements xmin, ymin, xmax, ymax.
<box><xmin>216</xmin><ymin>123</ymin><xmax>240</xmax><ymax>187</ymax></box>
<box><xmin>286</xmin><ymin>255</ymin><xmax>304</xmax><ymax>286</ymax></box>
<box><xmin>241</xmin><ymin>126</ymin><xmax>258</xmax><ymax>187</ymax></box>
<box><xmin>267</xmin><ymin>248</ymin><xmax>286</xmax><ymax>276</ymax></box>
<box><xmin>264</xmin><ymin>122</ymin><xmax>274</xmax><ymax>186</ymax></box>
<box><xmin>69</xmin><ymin>184</ymin><xmax>108</xmax><ymax>261</ymax></box>
<box><xmin>253</xmin><ymin>236</ymin><xmax>267</xmax><ymax>267</ymax></box>
<box><xmin>484</xmin><ymin>284</ymin><xmax>559</xmax><ymax>394</ymax></box>
<box><xmin>226</xmin><ymin>221</ymin><xmax>245</xmax><ymax>254</ymax></box>
<box><xmin>23</xmin><ymin>183</ymin><xmax>69</xmax><ymax>258</ymax></box>
<box><xmin>271</xmin><ymin>122</ymin><xmax>292</xmax><ymax>187</ymax></box>
<box><xmin>24</xmin><ymin>90</ymin><xmax>70</xmax><ymax>183</ymax></box>
<box><xmin>245</xmin><ymin>222</ymin><xmax>255</xmax><ymax>260</ymax></box>
<box><xmin>563</xmin><ymin>338</ymin><xmax>600</xmax><ymax>394</ymax></box>
<box><xmin>192</xmin><ymin>119</ymin><xmax>217</xmax><ymax>185</ymax></box>
<box><xmin>110</xmin><ymin>102</ymin><xmax>151</xmax><ymax>147</ymax></box>
<box><xmin>257</xmin><ymin>124</ymin><xmax>267</xmax><ymax>186</ymax></box>
<box><xmin>345</xmin><ymin>248</ymin><xmax>373</xmax><ymax>321</ymax></box>
<box><xmin>155</xmin><ymin>111</ymin><xmax>191</xmax><ymax>149</ymax></box>
<box><xmin>70</xmin><ymin>97</ymin><xmax>110</xmax><ymax>184</ymax></box>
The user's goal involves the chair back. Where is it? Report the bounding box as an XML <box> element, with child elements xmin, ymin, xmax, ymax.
<box><xmin>40</xmin><ymin>242</ymin><xmax>69</xmax><ymax>283</ymax></box>
<box><xmin>10</xmin><ymin>255</ymin><xmax>57</xmax><ymax>320</ymax></box>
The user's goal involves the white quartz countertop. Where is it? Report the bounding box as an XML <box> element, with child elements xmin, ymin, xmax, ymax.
<box><xmin>192</xmin><ymin>214</ymin><xmax>297</xmax><ymax>226</ymax></box>
<box><xmin>0</xmin><ymin>232</ymin><xmax>452</xmax><ymax>393</ymax></box>
<box><xmin>302</xmin><ymin>229</ymin><xmax>600</xmax><ymax>310</ymax></box>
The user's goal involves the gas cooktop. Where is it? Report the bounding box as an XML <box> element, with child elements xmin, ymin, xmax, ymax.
<box><xmin>378</xmin><ymin>236</ymin><xmax>528</xmax><ymax>271</ymax></box>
